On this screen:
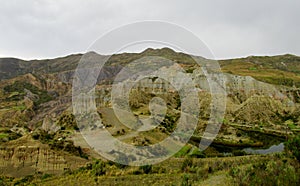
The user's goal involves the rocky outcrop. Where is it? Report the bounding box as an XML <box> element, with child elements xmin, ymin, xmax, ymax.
<box><xmin>41</xmin><ymin>115</ymin><xmax>60</xmax><ymax>133</ymax></box>
<box><xmin>0</xmin><ymin>146</ymin><xmax>87</xmax><ymax>177</ymax></box>
<box><xmin>0</xmin><ymin>135</ymin><xmax>88</xmax><ymax>177</ymax></box>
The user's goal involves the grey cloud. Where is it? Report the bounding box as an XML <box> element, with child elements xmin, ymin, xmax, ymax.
<box><xmin>0</xmin><ymin>0</ymin><xmax>299</xmax><ymax>59</ymax></box>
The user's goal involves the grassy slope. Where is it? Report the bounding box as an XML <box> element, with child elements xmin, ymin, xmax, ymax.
<box><xmin>220</xmin><ymin>54</ymin><xmax>300</xmax><ymax>87</ymax></box>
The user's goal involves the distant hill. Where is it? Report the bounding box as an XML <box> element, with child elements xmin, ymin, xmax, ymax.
<box><xmin>1</xmin><ymin>48</ymin><xmax>299</xmax><ymax>87</ymax></box>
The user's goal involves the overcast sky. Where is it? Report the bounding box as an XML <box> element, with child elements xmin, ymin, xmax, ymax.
<box><xmin>0</xmin><ymin>0</ymin><xmax>299</xmax><ymax>60</ymax></box>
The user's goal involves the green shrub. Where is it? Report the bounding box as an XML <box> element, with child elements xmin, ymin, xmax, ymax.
<box><xmin>13</xmin><ymin>175</ymin><xmax>34</xmax><ymax>185</ymax></box>
<box><xmin>92</xmin><ymin>160</ymin><xmax>107</xmax><ymax>176</ymax></box>
<box><xmin>285</xmin><ymin>134</ymin><xmax>300</xmax><ymax>161</ymax></box>
<box><xmin>229</xmin><ymin>159</ymin><xmax>300</xmax><ymax>186</ymax></box>
<box><xmin>181</xmin><ymin>158</ymin><xmax>193</xmax><ymax>172</ymax></box>
<box><xmin>181</xmin><ymin>174</ymin><xmax>191</xmax><ymax>186</ymax></box>
<box><xmin>57</xmin><ymin>114</ymin><xmax>77</xmax><ymax>130</ymax></box>
<box><xmin>196</xmin><ymin>167</ymin><xmax>209</xmax><ymax>180</ymax></box>
<box><xmin>189</xmin><ymin>148</ymin><xmax>206</xmax><ymax>158</ymax></box>
<box><xmin>41</xmin><ymin>173</ymin><xmax>51</xmax><ymax>180</ymax></box>
<box><xmin>139</xmin><ymin>164</ymin><xmax>152</xmax><ymax>174</ymax></box>
<box><xmin>175</xmin><ymin>145</ymin><xmax>192</xmax><ymax>157</ymax></box>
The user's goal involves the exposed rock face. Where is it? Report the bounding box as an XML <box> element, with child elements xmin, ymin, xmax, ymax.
<box><xmin>56</xmin><ymin>71</ymin><xmax>74</xmax><ymax>84</ymax></box>
<box><xmin>0</xmin><ymin>146</ymin><xmax>87</xmax><ymax>177</ymax></box>
<box><xmin>41</xmin><ymin>115</ymin><xmax>60</xmax><ymax>133</ymax></box>
<box><xmin>24</xmin><ymin>89</ymin><xmax>39</xmax><ymax>101</ymax></box>
<box><xmin>89</xmin><ymin>68</ymin><xmax>297</xmax><ymax>129</ymax></box>
<box><xmin>41</xmin><ymin>73</ymin><xmax>71</xmax><ymax>96</ymax></box>
<box><xmin>73</xmin><ymin>91</ymin><xmax>96</xmax><ymax>115</ymax></box>
<box><xmin>225</xmin><ymin>75</ymin><xmax>285</xmax><ymax>102</ymax></box>
<box><xmin>23</xmin><ymin>97</ymin><xmax>34</xmax><ymax>109</ymax></box>
<box><xmin>86</xmin><ymin>68</ymin><xmax>288</xmax><ymax>106</ymax></box>
<box><xmin>0</xmin><ymin>135</ymin><xmax>88</xmax><ymax>177</ymax></box>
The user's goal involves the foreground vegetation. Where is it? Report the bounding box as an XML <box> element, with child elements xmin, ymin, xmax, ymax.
<box><xmin>1</xmin><ymin>154</ymin><xmax>298</xmax><ymax>185</ymax></box>
<box><xmin>0</xmin><ymin>135</ymin><xmax>299</xmax><ymax>185</ymax></box>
